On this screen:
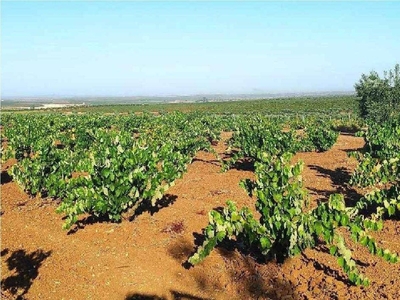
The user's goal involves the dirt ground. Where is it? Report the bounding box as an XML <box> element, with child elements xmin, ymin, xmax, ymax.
<box><xmin>1</xmin><ymin>133</ymin><xmax>399</xmax><ymax>300</ymax></box>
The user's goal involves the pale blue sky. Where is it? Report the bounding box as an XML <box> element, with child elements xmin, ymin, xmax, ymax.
<box><xmin>2</xmin><ymin>1</ymin><xmax>400</xmax><ymax>97</ymax></box>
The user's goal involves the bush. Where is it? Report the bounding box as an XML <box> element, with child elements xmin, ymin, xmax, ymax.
<box><xmin>355</xmin><ymin>64</ymin><xmax>400</xmax><ymax>121</ymax></box>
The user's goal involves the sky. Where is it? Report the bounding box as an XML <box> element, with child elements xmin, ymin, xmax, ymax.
<box><xmin>1</xmin><ymin>1</ymin><xmax>400</xmax><ymax>98</ymax></box>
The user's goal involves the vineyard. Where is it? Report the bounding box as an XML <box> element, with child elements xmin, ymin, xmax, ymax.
<box><xmin>1</xmin><ymin>102</ymin><xmax>399</xmax><ymax>299</ymax></box>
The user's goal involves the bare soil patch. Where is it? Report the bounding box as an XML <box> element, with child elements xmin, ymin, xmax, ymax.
<box><xmin>1</xmin><ymin>134</ymin><xmax>399</xmax><ymax>299</ymax></box>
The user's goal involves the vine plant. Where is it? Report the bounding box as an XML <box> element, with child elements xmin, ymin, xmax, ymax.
<box><xmin>189</xmin><ymin>152</ymin><xmax>398</xmax><ymax>286</ymax></box>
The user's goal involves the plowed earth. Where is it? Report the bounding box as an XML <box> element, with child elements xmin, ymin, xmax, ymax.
<box><xmin>1</xmin><ymin>133</ymin><xmax>399</xmax><ymax>300</ymax></box>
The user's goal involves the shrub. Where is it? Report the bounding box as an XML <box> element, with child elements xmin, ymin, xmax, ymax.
<box><xmin>355</xmin><ymin>64</ymin><xmax>400</xmax><ymax>121</ymax></box>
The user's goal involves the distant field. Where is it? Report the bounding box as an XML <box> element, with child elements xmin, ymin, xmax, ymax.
<box><xmin>2</xmin><ymin>95</ymin><xmax>359</xmax><ymax>115</ymax></box>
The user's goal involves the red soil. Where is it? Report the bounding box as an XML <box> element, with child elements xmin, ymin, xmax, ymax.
<box><xmin>1</xmin><ymin>134</ymin><xmax>399</xmax><ymax>300</ymax></box>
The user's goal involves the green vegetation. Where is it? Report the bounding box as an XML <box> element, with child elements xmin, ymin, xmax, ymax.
<box><xmin>2</xmin><ymin>95</ymin><xmax>359</xmax><ymax>115</ymax></box>
<box><xmin>355</xmin><ymin>63</ymin><xmax>400</xmax><ymax>121</ymax></box>
<box><xmin>349</xmin><ymin>116</ymin><xmax>400</xmax><ymax>221</ymax></box>
<box><xmin>2</xmin><ymin>112</ymin><xmax>227</xmax><ymax>229</ymax></box>
<box><xmin>221</xmin><ymin>116</ymin><xmax>339</xmax><ymax>171</ymax></box>
<box><xmin>2</xmin><ymin>90</ymin><xmax>398</xmax><ymax>286</ymax></box>
<box><xmin>188</xmin><ymin>114</ymin><xmax>400</xmax><ymax>286</ymax></box>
